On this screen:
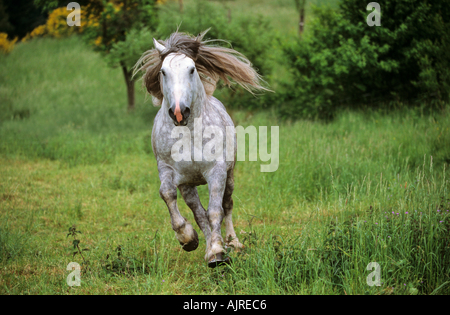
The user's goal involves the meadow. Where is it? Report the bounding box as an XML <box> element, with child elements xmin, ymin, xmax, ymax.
<box><xmin>1</xmin><ymin>4</ymin><xmax>450</xmax><ymax>294</ymax></box>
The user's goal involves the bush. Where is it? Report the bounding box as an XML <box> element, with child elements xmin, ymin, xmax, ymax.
<box><xmin>280</xmin><ymin>0</ymin><xmax>450</xmax><ymax>119</ymax></box>
<box><xmin>0</xmin><ymin>32</ymin><xmax>17</xmax><ymax>54</ymax></box>
<box><xmin>21</xmin><ymin>6</ymin><xmax>92</xmax><ymax>41</ymax></box>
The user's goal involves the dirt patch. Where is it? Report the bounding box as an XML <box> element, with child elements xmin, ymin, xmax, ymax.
<box><xmin>1</xmin><ymin>194</ymin><xmax>15</xmax><ymax>201</ymax></box>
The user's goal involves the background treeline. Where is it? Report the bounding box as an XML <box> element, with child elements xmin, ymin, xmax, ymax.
<box><xmin>0</xmin><ymin>0</ymin><xmax>47</xmax><ymax>39</ymax></box>
<box><xmin>1</xmin><ymin>0</ymin><xmax>449</xmax><ymax>119</ymax></box>
<box><xmin>159</xmin><ymin>0</ymin><xmax>450</xmax><ymax>119</ymax></box>
<box><xmin>279</xmin><ymin>0</ymin><xmax>450</xmax><ymax>119</ymax></box>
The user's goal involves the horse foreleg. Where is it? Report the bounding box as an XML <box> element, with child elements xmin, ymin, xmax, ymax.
<box><xmin>178</xmin><ymin>184</ymin><xmax>212</xmax><ymax>259</ymax></box>
<box><xmin>205</xmin><ymin>165</ymin><xmax>228</xmax><ymax>267</ymax></box>
<box><xmin>159</xmin><ymin>168</ymin><xmax>199</xmax><ymax>252</ymax></box>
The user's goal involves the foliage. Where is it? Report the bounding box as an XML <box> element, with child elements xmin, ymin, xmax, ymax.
<box><xmin>82</xmin><ymin>0</ymin><xmax>157</xmax><ymax>55</ymax></box>
<box><xmin>2</xmin><ymin>0</ymin><xmax>47</xmax><ymax>39</ymax></box>
<box><xmin>21</xmin><ymin>6</ymin><xmax>96</xmax><ymax>41</ymax></box>
<box><xmin>29</xmin><ymin>0</ymin><xmax>158</xmax><ymax>110</ymax></box>
<box><xmin>0</xmin><ymin>32</ymin><xmax>17</xmax><ymax>54</ymax></box>
<box><xmin>34</xmin><ymin>0</ymin><xmax>74</xmax><ymax>13</ymax></box>
<box><xmin>67</xmin><ymin>225</ymin><xmax>91</xmax><ymax>272</ymax></box>
<box><xmin>82</xmin><ymin>0</ymin><xmax>158</xmax><ymax>110</ymax></box>
<box><xmin>101</xmin><ymin>243</ymin><xmax>152</xmax><ymax>275</ymax></box>
<box><xmin>0</xmin><ymin>0</ymin><xmax>13</xmax><ymax>35</ymax></box>
<box><xmin>100</xmin><ymin>26</ymin><xmax>154</xmax><ymax>71</ymax></box>
<box><xmin>280</xmin><ymin>0</ymin><xmax>450</xmax><ymax>119</ymax></box>
<box><xmin>33</xmin><ymin>0</ymin><xmax>165</xmax><ymax>13</ymax></box>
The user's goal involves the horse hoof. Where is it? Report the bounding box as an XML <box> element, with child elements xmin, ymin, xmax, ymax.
<box><xmin>207</xmin><ymin>253</ymin><xmax>232</xmax><ymax>268</ymax></box>
<box><xmin>180</xmin><ymin>229</ymin><xmax>199</xmax><ymax>252</ymax></box>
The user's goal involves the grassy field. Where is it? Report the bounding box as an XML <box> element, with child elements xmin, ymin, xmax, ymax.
<box><xmin>159</xmin><ymin>0</ymin><xmax>340</xmax><ymax>37</ymax></box>
<box><xmin>1</xmin><ymin>16</ymin><xmax>450</xmax><ymax>294</ymax></box>
<box><xmin>206</xmin><ymin>0</ymin><xmax>339</xmax><ymax>36</ymax></box>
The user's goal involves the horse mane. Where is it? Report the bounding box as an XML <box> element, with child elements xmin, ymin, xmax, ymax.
<box><xmin>133</xmin><ymin>29</ymin><xmax>270</xmax><ymax>106</ymax></box>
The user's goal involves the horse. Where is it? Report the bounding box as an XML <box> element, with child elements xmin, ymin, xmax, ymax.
<box><xmin>134</xmin><ymin>29</ymin><xmax>268</xmax><ymax>267</ymax></box>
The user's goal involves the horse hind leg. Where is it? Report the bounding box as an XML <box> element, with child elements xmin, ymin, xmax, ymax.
<box><xmin>159</xmin><ymin>171</ymin><xmax>199</xmax><ymax>252</ymax></box>
<box><xmin>223</xmin><ymin>169</ymin><xmax>244</xmax><ymax>251</ymax></box>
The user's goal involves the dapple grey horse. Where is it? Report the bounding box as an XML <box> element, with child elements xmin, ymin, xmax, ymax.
<box><xmin>134</xmin><ymin>30</ymin><xmax>268</xmax><ymax>267</ymax></box>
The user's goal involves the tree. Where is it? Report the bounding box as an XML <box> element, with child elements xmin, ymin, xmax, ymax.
<box><xmin>0</xmin><ymin>0</ymin><xmax>13</xmax><ymax>35</ymax></box>
<box><xmin>281</xmin><ymin>0</ymin><xmax>450</xmax><ymax>119</ymax></box>
<box><xmin>35</xmin><ymin>0</ymin><xmax>159</xmax><ymax>111</ymax></box>
<box><xmin>83</xmin><ymin>0</ymin><xmax>158</xmax><ymax>110</ymax></box>
<box><xmin>294</xmin><ymin>0</ymin><xmax>306</xmax><ymax>35</ymax></box>
<box><xmin>3</xmin><ymin>0</ymin><xmax>47</xmax><ymax>39</ymax></box>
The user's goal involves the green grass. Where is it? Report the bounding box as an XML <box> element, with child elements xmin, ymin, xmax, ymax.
<box><xmin>192</xmin><ymin>0</ymin><xmax>340</xmax><ymax>36</ymax></box>
<box><xmin>1</xmin><ymin>32</ymin><xmax>450</xmax><ymax>294</ymax></box>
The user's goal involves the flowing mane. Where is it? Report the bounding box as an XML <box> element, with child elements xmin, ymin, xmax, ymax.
<box><xmin>133</xmin><ymin>29</ymin><xmax>269</xmax><ymax>106</ymax></box>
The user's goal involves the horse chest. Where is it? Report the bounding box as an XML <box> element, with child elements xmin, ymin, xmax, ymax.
<box><xmin>152</xmin><ymin>128</ymin><xmax>210</xmax><ymax>186</ymax></box>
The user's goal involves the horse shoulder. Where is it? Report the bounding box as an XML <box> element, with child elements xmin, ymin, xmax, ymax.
<box><xmin>151</xmin><ymin>109</ymin><xmax>174</xmax><ymax>158</ymax></box>
<box><xmin>205</xmin><ymin>96</ymin><xmax>234</xmax><ymax>127</ymax></box>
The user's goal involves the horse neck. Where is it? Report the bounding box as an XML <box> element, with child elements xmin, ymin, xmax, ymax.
<box><xmin>190</xmin><ymin>75</ymin><xmax>208</xmax><ymax>120</ymax></box>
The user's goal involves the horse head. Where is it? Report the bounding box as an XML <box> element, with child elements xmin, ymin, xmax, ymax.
<box><xmin>155</xmin><ymin>39</ymin><xmax>201</xmax><ymax>126</ymax></box>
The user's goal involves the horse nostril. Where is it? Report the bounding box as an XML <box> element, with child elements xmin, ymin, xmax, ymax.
<box><xmin>169</xmin><ymin>105</ymin><xmax>190</xmax><ymax>125</ymax></box>
<box><xmin>168</xmin><ymin>108</ymin><xmax>177</xmax><ymax>124</ymax></box>
<box><xmin>184</xmin><ymin>107</ymin><xmax>191</xmax><ymax>120</ymax></box>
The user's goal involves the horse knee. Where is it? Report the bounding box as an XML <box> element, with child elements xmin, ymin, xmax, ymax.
<box><xmin>159</xmin><ymin>183</ymin><xmax>177</xmax><ymax>202</ymax></box>
<box><xmin>208</xmin><ymin>206</ymin><xmax>224</xmax><ymax>226</ymax></box>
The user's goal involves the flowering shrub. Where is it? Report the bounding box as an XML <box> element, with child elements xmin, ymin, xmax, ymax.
<box><xmin>0</xmin><ymin>33</ymin><xmax>18</xmax><ymax>54</ymax></box>
<box><xmin>22</xmin><ymin>6</ymin><xmax>99</xmax><ymax>42</ymax></box>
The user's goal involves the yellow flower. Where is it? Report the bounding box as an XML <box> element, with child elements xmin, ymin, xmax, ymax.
<box><xmin>26</xmin><ymin>5</ymin><xmax>94</xmax><ymax>40</ymax></box>
<box><xmin>30</xmin><ymin>25</ymin><xmax>47</xmax><ymax>37</ymax></box>
<box><xmin>113</xmin><ymin>3</ymin><xmax>123</xmax><ymax>12</ymax></box>
<box><xmin>0</xmin><ymin>32</ymin><xmax>18</xmax><ymax>54</ymax></box>
<box><xmin>95</xmin><ymin>36</ymin><xmax>103</xmax><ymax>46</ymax></box>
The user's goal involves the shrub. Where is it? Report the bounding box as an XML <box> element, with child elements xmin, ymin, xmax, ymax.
<box><xmin>280</xmin><ymin>0</ymin><xmax>450</xmax><ymax>119</ymax></box>
<box><xmin>22</xmin><ymin>6</ymin><xmax>98</xmax><ymax>41</ymax></box>
<box><xmin>0</xmin><ymin>32</ymin><xmax>17</xmax><ymax>54</ymax></box>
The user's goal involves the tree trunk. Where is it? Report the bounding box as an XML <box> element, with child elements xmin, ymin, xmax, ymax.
<box><xmin>299</xmin><ymin>7</ymin><xmax>304</xmax><ymax>35</ymax></box>
<box><xmin>295</xmin><ymin>0</ymin><xmax>305</xmax><ymax>36</ymax></box>
<box><xmin>121</xmin><ymin>63</ymin><xmax>135</xmax><ymax>111</ymax></box>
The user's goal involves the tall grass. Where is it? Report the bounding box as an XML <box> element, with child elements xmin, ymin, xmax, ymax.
<box><xmin>216</xmin><ymin>159</ymin><xmax>450</xmax><ymax>295</ymax></box>
<box><xmin>0</xmin><ymin>36</ymin><xmax>449</xmax><ymax>294</ymax></box>
<box><xmin>0</xmin><ymin>37</ymin><xmax>159</xmax><ymax>166</ymax></box>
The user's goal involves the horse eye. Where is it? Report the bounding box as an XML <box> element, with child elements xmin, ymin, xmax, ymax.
<box><xmin>161</xmin><ymin>70</ymin><xmax>166</xmax><ymax>76</ymax></box>
<box><xmin>190</xmin><ymin>68</ymin><xmax>195</xmax><ymax>75</ymax></box>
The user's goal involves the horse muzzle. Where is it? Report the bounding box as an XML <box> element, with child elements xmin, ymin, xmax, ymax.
<box><xmin>169</xmin><ymin>102</ymin><xmax>190</xmax><ymax>126</ymax></box>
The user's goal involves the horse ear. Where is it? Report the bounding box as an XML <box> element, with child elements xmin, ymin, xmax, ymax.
<box><xmin>195</xmin><ymin>28</ymin><xmax>210</xmax><ymax>42</ymax></box>
<box><xmin>153</xmin><ymin>38</ymin><xmax>166</xmax><ymax>54</ymax></box>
